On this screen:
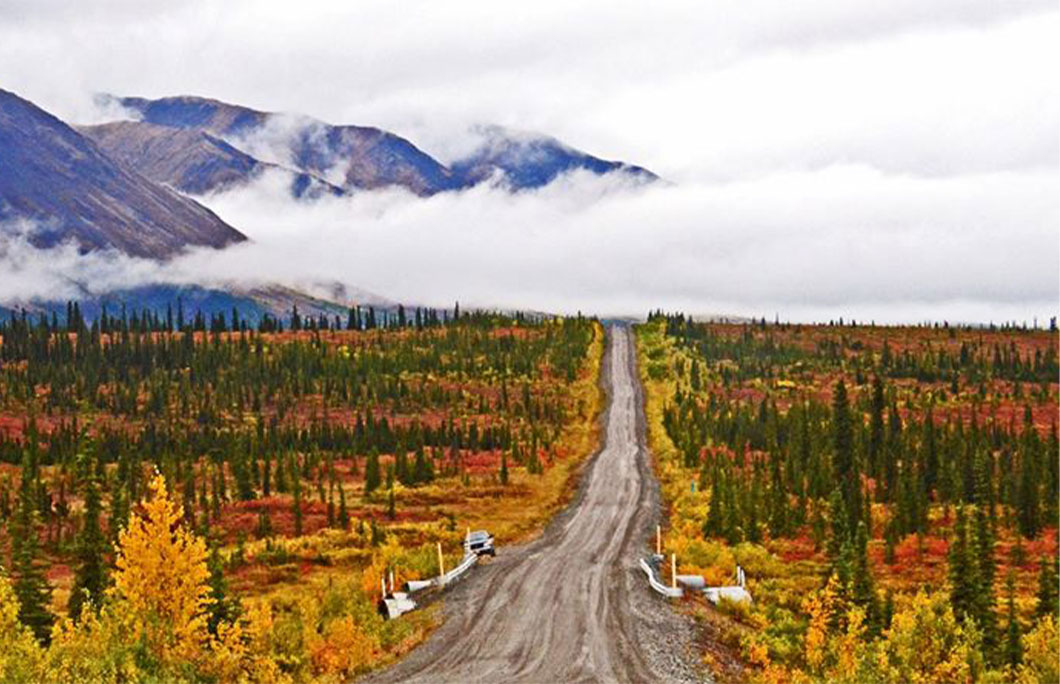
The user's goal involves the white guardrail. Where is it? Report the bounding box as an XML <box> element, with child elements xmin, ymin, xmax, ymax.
<box><xmin>639</xmin><ymin>553</ymin><xmax>753</xmax><ymax>605</ymax></box>
<box><xmin>382</xmin><ymin>536</ymin><xmax>486</xmax><ymax>620</ymax></box>
<box><xmin>639</xmin><ymin>556</ymin><xmax>684</xmax><ymax>599</ymax></box>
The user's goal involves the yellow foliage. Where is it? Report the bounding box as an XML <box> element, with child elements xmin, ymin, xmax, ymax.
<box><xmin>311</xmin><ymin>615</ymin><xmax>377</xmax><ymax>677</ymax></box>
<box><xmin>746</xmin><ymin>638</ymin><xmax>771</xmax><ymax>667</ymax></box>
<box><xmin>802</xmin><ymin>574</ymin><xmax>838</xmax><ymax>674</ymax></box>
<box><xmin>111</xmin><ymin>473</ymin><xmax>212</xmax><ymax>666</ymax></box>
<box><xmin>45</xmin><ymin>602</ymin><xmax>150</xmax><ymax>684</ymax></box>
<box><xmin>0</xmin><ymin>570</ymin><xmax>44</xmax><ymax>683</ymax></box>
<box><xmin>201</xmin><ymin>613</ymin><xmax>288</xmax><ymax>684</ymax></box>
<box><xmin>1016</xmin><ymin>615</ymin><xmax>1059</xmax><ymax>684</ymax></box>
<box><xmin>875</xmin><ymin>591</ymin><xmax>974</xmax><ymax>684</ymax></box>
<box><xmin>832</xmin><ymin>606</ymin><xmax>866</xmax><ymax>681</ymax></box>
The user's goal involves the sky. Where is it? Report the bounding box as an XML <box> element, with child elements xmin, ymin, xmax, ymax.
<box><xmin>0</xmin><ymin>0</ymin><xmax>1057</xmax><ymax>322</ymax></box>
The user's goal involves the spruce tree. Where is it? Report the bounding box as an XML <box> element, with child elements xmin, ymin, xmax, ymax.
<box><xmin>338</xmin><ymin>484</ymin><xmax>350</xmax><ymax>531</ymax></box>
<box><xmin>973</xmin><ymin>503</ymin><xmax>998</xmax><ymax>656</ymax></box>
<box><xmin>413</xmin><ymin>447</ymin><xmax>434</xmax><ymax>485</ymax></box>
<box><xmin>363</xmin><ymin>449</ymin><xmax>381</xmax><ymax>496</ymax></box>
<box><xmin>851</xmin><ymin>521</ymin><xmax>881</xmax><ymax>634</ymax></box>
<box><xmin>831</xmin><ymin>380</ymin><xmax>860</xmax><ymax>539</ymax></box>
<box><xmin>292</xmin><ymin>475</ymin><xmax>303</xmax><ymax>536</ymax></box>
<box><xmin>1016</xmin><ymin>406</ymin><xmax>1041</xmax><ymax>539</ymax></box>
<box><xmin>206</xmin><ymin>542</ymin><xmax>241</xmax><ymax>635</ymax></box>
<box><xmin>68</xmin><ymin>474</ymin><xmax>107</xmax><ymax>621</ymax></box>
<box><xmin>947</xmin><ymin>506</ymin><xmax>978</xmax><ymax>624</ymax></box>
<box><xmin>768</xmin><ymin>454</ymin><xmax>788</xmax><ymax>538</ymax></box>
<box><xmin>1035</xmin><ymin>555</ymin><xmax>1059</xmax><ymax>620</ymax></box>
<box><xmin>395</xmin><ymin>446</ymin><xmax>411</xmax><ymax>486</ymax></box>
<box><xmin>11</xmin><ymin>451</ymin><xmax>54</xmax><ymax>644</ymax></box>
<box><xmin>1003</xmin><ymin>571</ymin><xmax>1023</xmax><ymax>669</ymax></box>
<box><xmin>704</xmin><ymin>463</ymin><xmax>723</xmax><ymax>538</ymax></box>
<box><xmin>922</xmin><ymin>405</ymin><xmax>939</xmax><ymax>496</ymax></box>
<box><xmin>826</xmin><ymin>488</ymin><xmax>849</xmax><ymax>563</ymax></box>
<box><xmin>868</xmin><ymin>376</ymin><xmax>885</xmax><ymax>487</ymax></box>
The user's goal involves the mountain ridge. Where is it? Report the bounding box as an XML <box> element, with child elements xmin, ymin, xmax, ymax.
<box><xmin>0</xmin><ymin>88</ymin><xmax>246</xmax><ymax>259</ymax></box>
<box><xmin>102</xmin><ymin>93</ymin><xmax>656</xmax><ymax>195</ymax></box>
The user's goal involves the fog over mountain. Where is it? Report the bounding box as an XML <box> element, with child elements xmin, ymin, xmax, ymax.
<box><xmin>0</xmin><ymin>0</ymin><xmax>1056</xmax><ymax>322</ymax></box>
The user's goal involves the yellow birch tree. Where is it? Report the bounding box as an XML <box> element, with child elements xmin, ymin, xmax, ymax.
<box><xmin>111</xmin><ymin>473</ymin><xmax>212</xmax><ymax>666</ymax></box>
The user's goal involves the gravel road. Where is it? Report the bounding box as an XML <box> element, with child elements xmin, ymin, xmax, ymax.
<box><xmin>362</xmin><ymin>325</ymin><xmax>704</xmax><ymax>684</ymax></box>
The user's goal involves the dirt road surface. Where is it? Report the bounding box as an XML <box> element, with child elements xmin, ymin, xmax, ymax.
<box><xmin>362</xmin><ymin>325</ymin><xmax>704</xmax><ymax>684</ymax></box>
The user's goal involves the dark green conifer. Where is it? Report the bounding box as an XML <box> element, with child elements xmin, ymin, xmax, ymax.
<box><xmin>11</xmin><ymin>451</ymin><xmax>54</xmax><ymax>644</ymax></box>
<box><xmin>206</xmin><ymin>542</ymin><xmax>241</xmax><ymax>635</ymax></box>
<box><xmin>68</xmin><ymin>474</ymin><xmax>107</xmax><ymax>622</ymax></box>
<box><xmin>363</xmin><ymin>448</ymin><xmax>381</xmax><ymax>496</ymax></box>
<box><xmin>1003</xmin><ymin>571</ymin><xmax>1023</xmax><ymax>669</ymax></box>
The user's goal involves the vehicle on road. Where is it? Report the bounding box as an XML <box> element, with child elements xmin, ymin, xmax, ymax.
<box><xmin>465</xmin><ymin>530</ymin><xmax>495</xmax><ymax>556</ymax></box>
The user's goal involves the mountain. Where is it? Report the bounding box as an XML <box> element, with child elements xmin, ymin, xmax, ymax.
<box><xmin>1</xmin><ymin>281</ymin><xmax>393</xmax><ymax>328</ymax></box>
<box><xmin>450</xmin><ymin>125</ymin><xmax>658</xmax><ymax>190</ymax></box>
<box><xmin>78</xmin><ymin>120</ymin><xmax>342</xmax><ymax>198</ymax></box>
<box><xmin>0</xmin><ymin>88</ymin><xmax>246</xmax><ymax>259</ymax></box>
<box><xmin>104</xmin><ymin>95</ymin><xmax>656</xmax><ymax>195</ymax></box>
<box><xmin>111</xmin><ymin>95</ymin><xmax>459</xmax><ymax>196</ymax></box>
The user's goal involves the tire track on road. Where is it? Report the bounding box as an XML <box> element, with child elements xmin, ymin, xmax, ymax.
<box><xmin>362</xmin><ymin>325</ymin><xmax>704</xmax><ymax>684</ymax></box>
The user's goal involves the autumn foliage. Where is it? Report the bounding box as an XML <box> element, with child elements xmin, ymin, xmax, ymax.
<box><xmin>113</xmin><ymin>473</ymin><xmax>212</xmax><ymax>664</ymax></box>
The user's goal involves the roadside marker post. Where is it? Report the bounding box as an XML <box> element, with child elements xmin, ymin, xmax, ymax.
<box><xmin>437</xmin><ymin>542</ymin><xmax>445</xmax><ymax>578</ymax></box>
<box><xmin>671</xmin><ymin>554</ymin><xmax>677</xmax><ymax>590</ymax></box>
<box><xmin>656</xmin><ymin>525</ymin><xmax>661</xmax><ymax>555</ymax></box>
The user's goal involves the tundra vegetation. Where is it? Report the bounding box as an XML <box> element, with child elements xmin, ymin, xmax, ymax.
<box><xmin>636</xmin><ymin>314</ymin><xmax>1059</xmax><ymax>684</ymax></box>
<box><xmin>0</xmin><ymin>305</ymin><xmax>603</xmax><ymax>682</ymax></box>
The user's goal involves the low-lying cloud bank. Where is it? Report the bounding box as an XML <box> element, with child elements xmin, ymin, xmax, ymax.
<box><xmin>3</xmin><ymin>165</ymin><xmax>1056</xmax><ymax>325</ymax></box>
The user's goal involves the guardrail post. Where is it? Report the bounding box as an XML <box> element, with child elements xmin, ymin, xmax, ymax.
<box><xmin>437</xmin><ymin>542</ymin><xmax>445</xmax><ymax>579</ymax></box>
<box><xmin>671</xmin><ymin>553</ymin><xmax>677</xmax><ymax>590</ymax></box>
<box><xmin>656</xmin><ymin>525</ymin><xmax>661</xmax><ymax>555</ymax></box>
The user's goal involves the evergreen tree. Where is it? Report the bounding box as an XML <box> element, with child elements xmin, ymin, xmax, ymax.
<box><xmin>363</xmin><ymin>449</ymin><xmax>381</xmax><ymax>496</ymax></box>
<box><xmin>768</xmin><ymin>453</ymin><xmax>788</xmax><ymax>538</ymax></box>
<box><xmin>68</xmin><ymin>474</ymin><xmax>107</xmax><ymax>621</ymax></box>
<box><xmin>868</xmin><ymin>375</ymin><xmax>885</xmax><ymax>486</ymax></box>
<box><xmin>704</xmin><ymin>463</ymin><xmax>723</xmax><ymax>538</ymax></box>
<box><xmin>10</xmin><ymin>451</ymin><xmax>54</xmax><ymax>644</ymax></box>
<box><xmin>826</xmin><ymin>488</ymin><xmax>848</xmax><ymax>563</ymax></box>
<box><xmin>292</xmin><ymin>475</ymin><xmax>303</xmax><ymax>536</ymax></box>
<box><xmin>851</xmin><ymin>521</ymin><xmax>881</xmax><ymax>634</ymax></box>
<box><xmin>1035</xmin><ymin>555</ymin><xmax>1059</xmax><ymax>620</ymax></box>
<box><xmin>1003</xmin><ymin>571</ymin><xmax>1023</xmax><ymax>669</ymax></box>
<box><xmin>500</xmin><ymin>451</ymin><xmax>509</xmax><ymax>485</ymax></box>
<box><xmin>337</xmin><ymin>484</ymin><xmax>350</xmax><ymax>531</ymax></box>
<box><xmin>947</xmin><ymin>506</ymin><xmax>978</xmax><ymax>624</ymax></box>
<box><xmin>205</xmin><ymin>542</ymin><xmax>241</xmax><ymax>635</ymax></box>
<box><xmin>973</xmin><ymin>503</ymin><xmax>998</xmax><ymax>656</ymax></box>
<box><xmin>1016</xmin><ymin>408</ymin><xmax>1041</xmax><ymax>539</ymax></box>
<box><xmin>923</xmin><ymin>405</ymin><xmax>939</xmax><ymax>496</ymax></box>
<box><xmin>262</xmin><ymin>450</ymin><xmax>271</xmax><ymax>497</ymax></box>
<box><xmin>831</xmin><ymin>380</ymin><xmax>860</xmax><ymax>540</ymax></box>
<box><xmin>394</xmin><ymin>446</ymin><xmax>411</xmax><ymax>486</ymax></box>
<box><xmin>412</xmin><ymin>447</ymin><xmax>434</xmax><ymax>485</ymax></box>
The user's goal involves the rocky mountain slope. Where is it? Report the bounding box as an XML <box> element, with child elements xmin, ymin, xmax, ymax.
<box><xmin>78</xmin><ymin>120</ymin><xmax>342</xmax><ymax>198</ymax></box>
<box><xmin>104</xmin><ymin>94</ymin><xmax>656</xmax><ymax>195</ymax></box>
<box><xmin>0</xmin><ymin>88</ymin><xmax>245</xmax><ymax>259</ymax></box>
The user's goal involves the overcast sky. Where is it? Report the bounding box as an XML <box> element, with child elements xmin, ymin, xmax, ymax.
<box><xmin>0</xmin><ymin>0</ymin><xmax>1057</xmax><ymax>322</ymax></box>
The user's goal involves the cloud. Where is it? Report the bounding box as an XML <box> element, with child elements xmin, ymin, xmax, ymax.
<box><xmin>0</xmin><ymin>0</ymin><xmax>1056</xmax><ymax>322</ymax></box>
<box><xmin>8</xmin><ymin>163</ymin><xmax>1052</xmax><ymax>324</ymax></box>
<box><xmin>1</xmin><ymin>1</ymin><xmax>1055</xmax><ymax>176</ymax></box>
